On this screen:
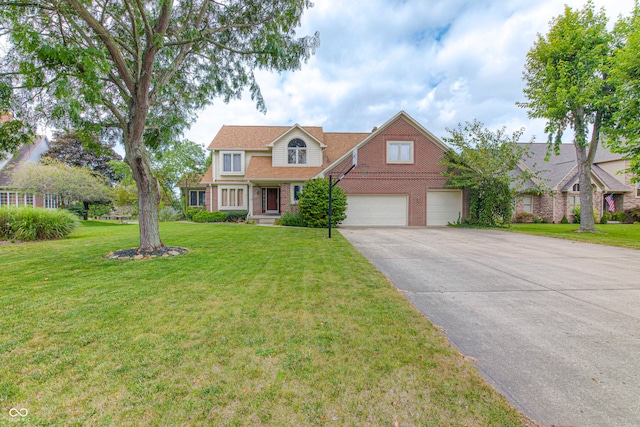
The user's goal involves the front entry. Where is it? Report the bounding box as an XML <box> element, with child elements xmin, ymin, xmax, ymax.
<box><xmin>262</xmin><ymin>187</ymin><xmax>280</xmax><ymax>214</ymax></box>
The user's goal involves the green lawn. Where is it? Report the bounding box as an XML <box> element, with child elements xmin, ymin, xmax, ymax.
<box><xmin>507</xmin><ymin>222</ymin><xmax>640</xmax><ymax>250</ymax></box>
<box><xmin>1</xmin><ymin>222</ymin><xmax>533</xmax><ymax>426</ymax></box>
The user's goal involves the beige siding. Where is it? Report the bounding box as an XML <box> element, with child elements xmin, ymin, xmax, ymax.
<box><xmin>272</xmin><ymin>129</ymin><xmax>323</xmax><ymax>167</ymax></box>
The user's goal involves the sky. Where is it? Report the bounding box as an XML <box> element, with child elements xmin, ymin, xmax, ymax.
<box><xmin>184</xmin><ymin>0</ymin><xmax>637</xmax><ymax>149</ymax></box>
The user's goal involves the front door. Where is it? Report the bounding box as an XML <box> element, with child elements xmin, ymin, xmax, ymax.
<box><xmin>263</xmin><ymin>188</ymin><xmax>279</xmax><ymax>214</ymax></box>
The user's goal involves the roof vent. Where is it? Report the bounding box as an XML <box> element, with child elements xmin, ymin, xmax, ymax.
<box><xmin>371</xmin><ymin>126</ymin><xmax>378</xmax><ymax>132</ymax></box>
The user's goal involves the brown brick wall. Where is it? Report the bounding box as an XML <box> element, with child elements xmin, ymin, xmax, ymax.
<box><xmin>326</xmin><ymin>116</ymin><xmax>458</xmax><ymax>226</ymax></box>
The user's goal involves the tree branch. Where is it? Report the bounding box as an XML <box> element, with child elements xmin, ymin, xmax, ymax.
<box><xmin>66</xmin><ymin>0</ymin><xmax>135</xmax><ymax>95</ymax></box>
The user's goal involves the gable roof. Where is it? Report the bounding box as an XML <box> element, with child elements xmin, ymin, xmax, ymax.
<box><xmin>518</xmin><ymin>143</ymin><xmax>631</xmax><ymax>192</ymax></box>
<box><xmin>208</xmin><ymin>125</ymin><xmax>326</xmax><ymax>151</ymax></box>
<box><xmin>0</xmin><ymin>136</ymin><xmax>49</xmax><ymax>187</ymax></box>
<box><xmin>319</xmin><ymin>111</ymin><xmax>450</xmax><ymax>177</ymax></box>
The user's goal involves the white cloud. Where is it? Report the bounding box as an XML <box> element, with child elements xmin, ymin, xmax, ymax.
<box><xmin>185</xmin><ymin>0</ymin><xmax>637</xmax><ymax>146</ymax></box>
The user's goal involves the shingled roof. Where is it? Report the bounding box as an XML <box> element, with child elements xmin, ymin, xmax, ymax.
<box><xmin>0</xmin><ymin>136</ymin><xmax>49</xmax><ymax>187</ymax></box>
<box><xmin>517</xmin><ymin>143</ymin><xmax>631</xmax><ymax>192</ymax></box>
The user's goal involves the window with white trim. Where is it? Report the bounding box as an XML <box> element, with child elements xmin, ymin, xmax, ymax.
<box><xmin>25</xmin><ymin>193</ymin><xmax>34</xmax><ymax>207</ymax></box>
<box><xmin>0</xmin><ymin>192</ymin><xmax>7</xmax><ymax>207</ymax></box>
<box><xmin>287</xmin><ymin>139</ymin><xmax>307</xmax><ymax>165</ymax></box>
<box><xmin>44</xmin><ymin>194</ymin><xmax>60</xmax><ymax>209</ymax></box>
<box><xmin>221</xmin><ymin>152</ymin><xmax>244</xmax><ymax>174</ymax></box>
<box><xmin>568</xmin><ymin>195</ymin><xmax>580</xmax><ymax>210</ymax></box>
<box><xmin>387</xmin><ymin>141</ymin><xmax>414</xmax><ymax>164</ymax></box>
<box><xmin>220</xmin><ymin>186</ymin><xmax>246</xmax><ymax>209</ymax></box>
<box><xmin>189</xmin><ymin>190</ymin><xmax>206</xmax><ymax>207</ymax></box>
<box><xmin>292</xmin><ymin>184</ymin><xmax>305</xmax><ymax>204</ymax></box>
<box><xmin>636</xmin><ymin>182</ymin><xmax>640</xmax><ymax>198</ymax></box>
<box><xmin>523</xmin><ymin>195</ymin><xmax>533</xmax><ymax>213</ymax></box>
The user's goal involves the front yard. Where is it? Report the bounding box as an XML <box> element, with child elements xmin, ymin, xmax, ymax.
<box><xmin>0</xmin><ymin>221</ymin><xmax>534</xmax><ymax>426</ymax></box>
<box><xmin>507</xmin><ymin>223</ymin><xmax>640</xmax><ymax>250</ymax></box>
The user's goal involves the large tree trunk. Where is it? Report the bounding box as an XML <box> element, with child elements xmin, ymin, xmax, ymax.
<box><xmin>575</xmin><ymin>144</ymin><xmax>596</xmax><ymax>232</ymax></box>
<box><xmin>125</xmin><ymin>142</ymin><xmax>163</xmax><ymax>251</ymax></box>
<box><xmin>572</xmin><ymin>109</ymin><xmax>599</xmax><ymax>233</ymax></box>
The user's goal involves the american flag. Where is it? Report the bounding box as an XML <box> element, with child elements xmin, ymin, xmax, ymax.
<box><xmin>605</xmin><ymin>194</ymin><xmax>615</xmax><ymax>212</ymax></box>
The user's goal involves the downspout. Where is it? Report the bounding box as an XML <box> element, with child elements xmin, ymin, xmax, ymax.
<box><xmin>552</xmin><ymin>191</ymin><xmax>556</xmax><ymax>223</ymax></box>
<box><xmin>209</xmin><ymin>185</ymin><xmax>213</xmax><ymax>212</ymax></box>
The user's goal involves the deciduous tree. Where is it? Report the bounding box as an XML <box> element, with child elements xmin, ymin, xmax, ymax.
<box><xmin>441</xmin><ymin>120</ymin><xmax>536</xmax><ymax>227</ymax></box>
<box><xmin>606</xmin><ymin>4</ymin><xmax>640</xmax><ymax>179</ymax></box>
<box><xmin>0</xmin><ymin>1</ymin><xmax>318</xmax><ymax>251</ymax></box>
<box><xmin>520</xmin><ymin>1</ymin><xmax>613</xmax><ymax>232</ymax></box>
<box><xmin>43</xmin><ymin>132</ymin><xmax>122</xmax><ymax>184</ymax></box>
<box><xmin>12</xmin><ymin>159</ymin><xmax>113</xmax><ymax>206</ymax></box>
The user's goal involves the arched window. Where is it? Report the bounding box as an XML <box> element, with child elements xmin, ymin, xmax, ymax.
<box><xmin>572</xmin><ymin>183</ymin><xmax>580</xmax><ymax>192</ymax></box>
<box><xmin>288</xmin><ymin>139</ymin><xmax>307</xmax><ymax>165</ymax></box>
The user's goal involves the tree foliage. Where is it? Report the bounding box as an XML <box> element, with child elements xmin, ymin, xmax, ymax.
<box><xmin>442</xmin><ymin>120</ymin><xmax>535</xmax><ymax>227</ymax></box>
<box><xmin>152</xmin><ymin>139</ymin><xmax>207</xmax><ymax>209</ymax></box>
<box><xmin>520</xmin><ymin>1</ymin><xmax>613</xmax><ymax>232</ymax></box>
<box><xmin>43</xmin><ymin>132</ymin><xmax>122</xmax><ymax>183</ymax></box>
<box><xmin>606</xmin><ymin>4</ymin><xmax>640</xmax><ymax>180</ymax></box>
<box><xmin>0</xmin><ymin>112</ymin><xmax>34</xmax><ymax>159</ymax></box>
<box><xmin>298</xmin><ymin>178</ymin><xmax>347</xmax><ymax>228</ymax></box>
<box><xmin>12</xmin><ymin>159</ymin><xmax>113</xmax><ymax>206</ymax></box>
<box><xmin>0</xmin><ymin>0</ymin><xmax>318</xmax><ymax>251</ymax></box>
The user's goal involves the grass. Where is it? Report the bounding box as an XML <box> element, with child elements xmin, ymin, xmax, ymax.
<box><xmin>507</xmin><ymin>222</ymin><xmax>640</xmax><ymax>250</ymax></box>
<box><xmin>1</xmin><ymin>221</ymin><xmax>533</xmax><ymax>426</ymax></box>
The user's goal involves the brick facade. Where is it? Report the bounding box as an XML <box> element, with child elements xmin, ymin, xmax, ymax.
<box><xmin>326</xmin><ymin>117</ymin><xmax>463</xmax><ymax>226</ymax></box>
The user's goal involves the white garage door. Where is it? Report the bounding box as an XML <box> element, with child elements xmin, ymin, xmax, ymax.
<box><xmin>342</xmin><ymin>195</ymin><xmax>408</xmax><ymax>226</ymax></box>
<box><xmin>427</xmin><ymin>191</ymin><xmax>462</xmax><ymax>226</ymax></box>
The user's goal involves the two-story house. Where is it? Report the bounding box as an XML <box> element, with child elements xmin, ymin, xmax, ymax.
<box><xmin>182</xmin><ymin>111</ymin><xmax>468</xmax><ymax>226</ymax></box>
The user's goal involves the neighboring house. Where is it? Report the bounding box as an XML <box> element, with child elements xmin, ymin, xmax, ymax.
<box><xmin>181</xmin><ymin>111</ymin><xmax>467</xmax><ymax>226</ymax></box>
<box><xmin>513</xmin><ymin>143</ymin><xmax>640</xmax><ymax>223</ymax></box>
<box><xmin>0</xmin><ymin>136</ymin><xmax>55</xmax><ymax>208</ymax></box>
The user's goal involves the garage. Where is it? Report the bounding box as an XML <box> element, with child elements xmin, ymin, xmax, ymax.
<box><xmin>427</xmin><ymin>190</ymin><xmax>462</xmax><ymax>226</ymax></box>
<box><xmin>342</xmin><ymin>195</ymin><xmax>408</xmax><ymax>226</ymax></box>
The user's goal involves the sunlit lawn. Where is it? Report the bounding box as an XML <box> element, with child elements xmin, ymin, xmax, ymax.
<box><xmin>1</xmin><ymin>221</ymin><xmax>534</xmax><ymax>426</ymax></box>
<box><xmin>507</xmin><ymin>222</ymin><xmax>640</xmax><ymax>250</ymax></box>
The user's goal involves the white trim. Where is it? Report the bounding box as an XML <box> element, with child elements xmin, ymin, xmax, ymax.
<box><xmin>291</xmin><ymin>184</ymin><xmax>305</xmax><ymax>205</ymax></box>
<box><xmin>220</xmin><ymin>151</ymin><xmax>245</xmax><ymax>175</ymax></box>
<box><xmin>266</xmin><ymin>124</ymin><xmax>327</xmax><ymax>148</ymax></box>
<box><xmin>218</xmin><ymin>185</ymin><xmax>248</xmax><ymax>210</ymax></box>
<box><xmin>318</xmin><ymin>111</ymin><xmax>450</xmax><ymax>178</ymax></box>
<box><xmin>386</xmin><ymin>140</ymin><xmax>414</xmax><ymax>164</ymax></box>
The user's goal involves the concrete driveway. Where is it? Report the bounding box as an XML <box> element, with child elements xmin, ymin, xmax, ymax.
<box><xmin>340</xmin><ymin>227</ymin><xmax>640</xmax><ymax>427</ymax></box>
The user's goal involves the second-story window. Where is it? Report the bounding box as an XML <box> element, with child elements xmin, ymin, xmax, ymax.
<box><xmin>288</xmin><ymin>139</ymin><xmax>307</xmax><ymax>165</ymax></box>
<box><xmin>222</xmin><ymin>152</ymin><xmax>243</xmax><ymax>174</ymax></box>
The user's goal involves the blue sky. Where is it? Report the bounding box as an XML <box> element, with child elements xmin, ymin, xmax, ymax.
<box><xmin>184</xmin><ymin>0</ymin><xmax>636</xmax><ymax>147</ymax></box>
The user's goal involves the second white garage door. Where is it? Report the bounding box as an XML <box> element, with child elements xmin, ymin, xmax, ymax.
<box><xmin>342</xmin><ymin>195</ymin><xmax>408</xmax><ymax>226</ymax></box>
<box><xmin>427</xmin><ymin>190</ymin><xmax>462</xmax><ymax>226</ymax></box>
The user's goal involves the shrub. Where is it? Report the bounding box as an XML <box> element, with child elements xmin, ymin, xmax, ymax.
<box><xmin>225</xmin><ymin>211</ymin><xmax>248</xmax><ymax>223</ymax></box>
<box><xmin>572</xmin><ymin>206</ymin><xmax>581</xmax><ymax>224</ymax></box>
<box><xmin>515</xmin><ymin>212</ymin><xmax>535</xmax><ymax>223</ymax></box>
<box><xmin>298</xmin><ymin>178</ymin><xmax>347</xmax><ymax>228</ymax></box>
<box><xmin>613</xmin><ymin>211</ymin><xmax>627</xmax><ymax>222</ymax></box>
<box><xmin>65</xmin><ymin>203</ymin><xmax>87</xmax><ymax>219</ymax></box>
<box><xmin>600</xmin><ymin>212</ymin><xmax>611</xmax><ymax>224</ymax></box>
<box><xmin>159</xmin><ymin>207</ymin><xmax>180</xmax><ymax>222</ymax></box>
<box><xmin>625</xmin><ymin>207</ymin><xmax>640</xmax><ymax>223</ymax></box>
<box><xmin>560</xmin><ymin>215</ymin><xmax>569</xmax><ymax>224</ymax></box>
<box><xmin>185</xmin><ymin>207</ymin><xmax>202</xmax><ymax>221</ymax></box>
<box><xmin>88</xmin><ymin>203</ymin><xmax>112</xmax><ymax>219</ymax></box>
<box><xmin>192</xmin><ymin>210</ymin><xmax>226</xmax><ymax>223</ymax></box>
<box><xmin>279</xmin><ymin>211</ymin><xmax>306</xmax><ymax>227</ymax></box>
<box><xmin>0</xmin><ymin>207</ymin><xmax>79</xmax><ymax>241</ymax></box>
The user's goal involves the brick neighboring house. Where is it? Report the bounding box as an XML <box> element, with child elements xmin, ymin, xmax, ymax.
<box><xmin>513</xmin><ymin>143</ymin><xmax>640</xmax><ymax>223</ymax></box>
<box><xmin>0</xmin><ymin>136</ymin><xmax>56</xmax><ymax>208</ymax></box>
<box><xmin>181</xmin><ymin>111</ymin><xmax>468</xmax><ymax>226</ymax></box>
